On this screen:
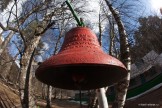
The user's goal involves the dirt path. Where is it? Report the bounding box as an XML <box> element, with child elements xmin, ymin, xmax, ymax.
<box><xmin>0</xmin><ymin>81</ymin><xmax>20</xmax><ymax>108</ymax></box>
<box><xmin>0</xmin><ymin>81</ymin><xmax>84</xmax><ymax>108</ymax></box>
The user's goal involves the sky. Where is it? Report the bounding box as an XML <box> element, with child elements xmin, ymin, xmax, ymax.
<box><xmin>1</xmin><ymin>0</ymin><xmax>162</xmax><ymax>29</ymax></box>
<box><xmin>150</xmin><ymin>0</ymin><xmax>162</xmax><ymax>15</ymax></box>
<box><xmin>1</xmin><ymin>0</ymin><xmax>162</xmax><ymax>62</ymax></box>
<box><xmin>140</xmin><ymin>0</ymin><xmax>162</xmax><ymax>16</ymax></box>
<box><xmin>1</xmin><ymin>0</ymin><xmax>161</xmax><ymax>33</ymax></box>
<box><xmin>0</xmin><ymin>0</ymin><xmax>27</xmax><ymax>33</ymax></box>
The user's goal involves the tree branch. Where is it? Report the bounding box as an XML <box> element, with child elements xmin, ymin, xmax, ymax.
<box><xmin>35</xmin><ymin>21</ymin><xmax>55</xmax><ymax>36</ymax></box>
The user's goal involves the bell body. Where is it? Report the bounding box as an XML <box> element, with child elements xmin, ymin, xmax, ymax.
<box><xmin>35</xmin><ymin>27</ymin><xmax>127</xmax><ymax>90</ymax></box>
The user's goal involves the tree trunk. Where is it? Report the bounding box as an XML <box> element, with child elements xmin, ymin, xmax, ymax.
<box><xmin>109</xmin><ymin>19</ymin><xmax>115</xmax><ymax>56</ymax></box>
<box><xmin>98</xmin><ymin>13</ymin><xmax>102</xmax><ymax>46</ymax></box>
<box><xmin>46</xmin><ymin>85</ymin><xmax>52</xmax><ymax>108</ymax></box>
<box><xmin>42</xmin><ymin>84</ymin><xmax>46</xmax><ymax>99</ymax></box>
<box><xmin>0</xmin><ymin>31</ymin><xmax>14</xmax><ymax>55</ymax></box>
<box><xmin>19</xmin><ymin>36</ymin><xmax>41</xmax><ymax>108</ymax></box>
<box><xmin>105</xmin><ymin>1</ymin><xmax>131</xmax><ymax>108</ymax></box>
<box><xmin>60</xmin><ymin>90</ymin><xmax>62</xmax><ymax>99</ymax></box>
<box><xmin>53</xmin><ymin>88</ymin><xmax>57</xmax><ymax>99</ymax></box>
<box><xmin>45</xmin><ymin>29</ymin><xmax>62</xmax><ymax>107</ymax></box>
<box><xmin>95</xmin><ymin>14</ymin><xmax>109</xmax><ymax>108</ymax></box>
<box><xmin>96</xmin><ymin>88</ymin><xmax>108</xmax><ymax>108</ymax></box>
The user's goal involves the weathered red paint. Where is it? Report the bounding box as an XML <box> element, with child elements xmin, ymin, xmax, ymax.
<box><xmin>35</xmin><ymin>27</ymin><xmax>128</xmax><ymax>90</ymax></box>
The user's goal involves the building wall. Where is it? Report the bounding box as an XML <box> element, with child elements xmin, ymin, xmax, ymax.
<box><xmin>129</xmin><ymin>65</ymin><xmax>162</xmax><ymax>89</ymax></box>
<box><xmin>125</xmin><ymin>86</ymin><xmax>162</xmax><ymax>108</ymax></box>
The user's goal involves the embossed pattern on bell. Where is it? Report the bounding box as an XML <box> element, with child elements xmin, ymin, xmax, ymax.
<box><xmin>35</xmin><ymin>27</ymin><xmax>128</xmax><ymax>90</ymax></box>
<box><xmin>60</xmin><ymin>28</ymin><xmax>100</xmax><ymax>52</ymax></box>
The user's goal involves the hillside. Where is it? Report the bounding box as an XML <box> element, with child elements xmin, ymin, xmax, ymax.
<box><xmin>0</xmin><ymin>81</ymin><xmax>20</xmax><ymax>107</ymax></box>
<box><xmin>0</xmin><ymin>80</ymin><xmax>82</xmax><ymax>108</ymax></box>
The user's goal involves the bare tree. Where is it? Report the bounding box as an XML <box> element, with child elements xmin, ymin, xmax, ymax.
<box><xmin>0</xmin><ymin>0</ymin><xmax>12</xmax><ymax>12</ymax></box>
<box><xmin>0</xmin><ymin>31</ymin><xmax>16</xmax><ymax>83</ymax></box>
<box><xmin>0</xmin><ymin>0</ymin><xmax>60</xmax><ymax>107</ymax></box>
<box><xmin>45</xmin><ymin>19</ymin><xmax>65</xmax><ymax>108</ymax></box>
<box><xmin>46</xmin><ymin>85</ymin><xmax>52</xmax><ymax>108</ymax></box>
<box><xmin>104</xmin><ymin>0</ymin><xmax>131</xmax><ymax>108</ymax></box>
<box><xmin>97</xmin><ymin>6</ymin><xmax>109</xmax><ymax>107</ymax></box>
<box><xmin>0</xmin><ymin>31</ymin><xmax>14</xmax><ymax>55</ymax></box>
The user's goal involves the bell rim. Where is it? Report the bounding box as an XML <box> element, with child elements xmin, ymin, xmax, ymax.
<box><xmin>35</xmin><ymin>63</ymin><xmax>127</xmax><ymax>90</ymax></box>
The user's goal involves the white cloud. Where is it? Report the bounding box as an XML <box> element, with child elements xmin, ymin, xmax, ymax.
<box><xmin>76</xmin><ymin>0</ymin><xmax>109</xmax><ymax>33</ymax></box>
<box><xmin>0</xmin><ymin>29</ymin><xmax>2</xmax><ymax>33</ymax></box>
<box><xmin>151</xmin><ymin>0</ymin><xmax>162</xmax><ymax>12</ymax></box>
<box><xmin>0</xmin><ymin>36</ymin><xmax>4</xmax><ymax>42</ymax></box>
<box><xmin>15</xmin><ymin>59</ymin><xmax>20</xmax><ymax>68</ymax></box>
<box><xmin>81</xmin><ymin>0</ymin><xmax>100</xmax><ymax>32</ymax></box>
<box><xmin>42</xmin><ymin>42</ymin><xmax>49</xmax><ymax>50</ymax></box>
<box><xmin>35</xmin><ymin>55</ymin><xmax>43</xmax><ymax>62</ymax></box>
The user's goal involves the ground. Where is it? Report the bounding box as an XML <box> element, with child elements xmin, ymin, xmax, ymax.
<box><xmin>0</xmin><ymin>81</ymin><xmax>20</xmax><ymax>107</ymax></box>
<box><xmin>2</xmin><ymin>78</ymin><xmax>162</xmax><ymax>108</ymax></box>
<box><xmin>0</xmin><ymin>80</ymin><xmax>83</xmax><ymax>108</ymax></box>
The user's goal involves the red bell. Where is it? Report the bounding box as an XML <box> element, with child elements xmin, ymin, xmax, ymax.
<box><xmin>35</xmin><ymin>27</ymin><xmax>127</xmax><ymax>90</ymax></box>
